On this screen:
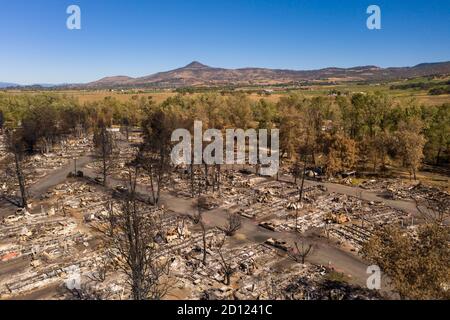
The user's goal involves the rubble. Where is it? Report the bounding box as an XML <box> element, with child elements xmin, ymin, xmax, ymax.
<box><xmin>0</xmin><ymin>208</ymin><xmax>95</xmax><ymax>298</ymax></box>
<box><xmin>4</xmin><ymin>130</ymin><xmax>443</xmax><ymax>300</ymax></box>
<box><xmin>0</xmin><ymin>135</ymin><xmax>93</xmax><ymax>200</ymax></box>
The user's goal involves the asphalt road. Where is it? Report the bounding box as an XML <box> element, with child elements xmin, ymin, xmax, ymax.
<box><xmin>28</xmin><ymin>154</ymin><xmax>94</xmax><ymax>198</ymax></box>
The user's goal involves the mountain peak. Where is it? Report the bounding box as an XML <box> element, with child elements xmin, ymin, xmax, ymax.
<box><xmin>183</xmin><ymin>61</ymin><xmax>210</xmax><ymax>69</ymax></box>
<box><xmin>83</xmin><ymin>60</ymin><xmax>450</xmax><ymax>89</ymax></box>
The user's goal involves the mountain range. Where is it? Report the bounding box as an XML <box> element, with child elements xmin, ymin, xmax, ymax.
<box><xmin>3</xmin><ymin>61</ymin><xmax>450</xmax><ymax>90</ymax></box>
<box><xmin>0</xmin><ymin>82</ymin><xmax>20</xmax><ymax>88</ymax></box>
<box><xmin>0</xmin><ymin>82</ymin><xmax>59</xmax><ymax>89</ymax></box>
<box><xmin>83</xmin><ymin>61</ymin><xmax>450</xmax><ymax>89</ymax></box>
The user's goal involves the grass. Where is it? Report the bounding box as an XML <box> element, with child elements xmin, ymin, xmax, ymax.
<box><xmin>3</xmin><ymin>75</ymin><xmax>450</xmax><ymax>106</ymax></box>
<box><xmin>390</xmin><ymin>167</ymin><xmax>450</xmax><ymax>191</ymax></box>
<box><xmin>349</xmin><ymin>178</ymin><xmax>365</xmax><ymax>186</ymax></box>
<box><xmin>355</xmin><ymin>164</ymin><xmax>449</xmax><ymax>192</ymax></box>
<box><xmin>325</xmin><ymin>270</ymin><xmax>350</xmax><ymax>284</ymax></box>
<box><xmin>10</xmin><ymin>89</ymin><xmax>447</xmax><ymax>106</ymax></box>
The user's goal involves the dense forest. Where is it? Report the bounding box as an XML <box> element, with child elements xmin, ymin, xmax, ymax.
<box><xmin>0</xmin><ymin>91</ymin><xmax>449</xmax><ymax>179</ymax></box>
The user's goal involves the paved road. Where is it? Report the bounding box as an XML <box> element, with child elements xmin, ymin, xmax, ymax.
<box><xmin>304</xmin><ymin>179</ymin><xmax>419</xmax><ymax>215</ymax></box>
<box><xmin>24</xmin><ymin>141</ymin><xmax>420</xmax><ymax>218</ymax></box>
<box><xmin>0</xmin><ymin>155</ymin><xmax>93</xmax><ymax>217</ymax></box>
<box><xmin>267</xmin><ymin>170</ymin><xmax>419</xmax><ymax>216</ymax></box>
<box><xmin>28</xmin><ymin>154</ymin><xmax>94</xmax><ymax>198</ymax></box>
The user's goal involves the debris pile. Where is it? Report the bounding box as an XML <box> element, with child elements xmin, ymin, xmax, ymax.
<box><xmin>0</xmin><ymin>208</ymin><xmax>94</xmax><ymax>298</ymax></box>
<box><xmin>0</xmin><ymin>136</ymin><xmax>93</xmax><ymax>200</ymax></box>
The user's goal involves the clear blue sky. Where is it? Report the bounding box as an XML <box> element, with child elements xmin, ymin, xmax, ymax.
<box><xmin>1</xmin><ymin>0</ymin><xmax>449</xmax><ymax>84</ymax></box>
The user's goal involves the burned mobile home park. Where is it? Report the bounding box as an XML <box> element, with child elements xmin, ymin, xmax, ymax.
<box><xmin>0</xmin><ymin>88</ymin><xmax>448</xmax><ymax>301</ymax></box>
<box><xmin>0</xmin><ymin>0</ymin><xmax>449</xmax><ymax>302</ymax></box>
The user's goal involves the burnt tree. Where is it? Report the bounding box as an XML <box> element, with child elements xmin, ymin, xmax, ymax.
<box><xmin>223</xmin><ymin>212</ymin><xmax>242</xmax><ymax>236</ymax></box>
<box><xmin>5</xmin><ymin>129</ymin><xmax>27</xmax><ymax>208</ymax></box>
<box><xmin>93</xmin><ymin>120</ymin><xmax>116</xmax><ymax>187</ymax></box>
<box><xmin>287</xmin><ymin>241</ymin><xmax>314</xmax><ymax>264</ymax></box>
<box><xmin>103</xmin><ymin>168</ymin><xmax>172</xmax><ymax>300</ymax></box>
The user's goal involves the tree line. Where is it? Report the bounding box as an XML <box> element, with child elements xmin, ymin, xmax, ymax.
<box><xmin>1</xmin><ymin>91</ymin><xmax>449</xmax><ymax>206</ymax></box>
<box><xmin>1</xmin><ymin>91</ymin><xmax>448</xmax><ymax>168</ymax></box>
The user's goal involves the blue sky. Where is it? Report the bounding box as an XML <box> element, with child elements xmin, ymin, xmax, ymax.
<box><xmin>0</xmin><ymin>0</ymin><xmax>449</xmax><ymax>84</ymax></box>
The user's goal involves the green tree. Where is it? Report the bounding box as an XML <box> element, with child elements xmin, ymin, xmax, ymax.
<box><xmin>425</xmin><ymin>103</ymin><xmax>450</xmax><ymax>165</ymax></box>
<box><xmin>322</xmin><ymin>131</ymin><xmax>357</xmax><ymax>177</ymax></box>
<box><xmin>394</xmin><ymin>119</ymin><xmax>426</xmax><ymax>180</ymax></box>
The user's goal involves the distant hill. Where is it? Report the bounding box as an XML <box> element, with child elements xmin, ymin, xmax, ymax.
<box><xmin>4</xmin><ymin>61</ymin><xmax>450</xmax><ymax>90</ymax></box>
<box><xmin>0</xmin><ymin>83</ymin><xmax>59</xmax><ymax>90</ymax></box>
<box><xmin>0</xmin><ymin>82</ymin><xmax>20</xmax><ymax>88</ymax></box>
<box><xmin>82</xmin><ymin>60</ymin><xmax>450</xmax><ymax>89</ymax></box>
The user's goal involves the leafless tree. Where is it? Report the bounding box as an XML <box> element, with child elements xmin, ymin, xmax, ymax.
<box><xmin>101</xmin><ymin>168</ymin><xmax>173</xmax><ymax>300</ymax></box>
<box><xmin>216</xmin><ymin>237</ymin><xmax>235</xmax><ymax>286</ymax></box>
<box><xmin>293</xmin><ymin>145</ymin><xmax>311</xmax><ymax>232</ymax></box>
<box><xmin>203</xmin><ymin>160</ymin><xmax>209</xmax><ymax>193</ymax></box>
<box><xmin>200</xmin><ymin>219</ymin><xmax>207</xmax><ymax>266</ymax></box>
<box><xmin>190</xmin><ymin>162</ymin><xmax>195</xmax><ymax>198</ymax></box>
<box><xmin>192</xmin><ymin>195</ymin><xmax>208</xmax><ymax>265</ymax></box>
<box><xmin>223</xmin><ymin>211</ymin><xmax>242</xmax><ymax>236</ymax></box>
<box><xmin>291</xmin><ymin>161</ymin><xmax>301</xmax><ymax>185</ymax></box>
<box><xmin>67</xmin><ymin>285</ymin><xmax>109</xmax><ymax>300</ymax></box>
<box><xmin>5</xmin><ymin>128</ymin><xmax>27</xmax><ymax>207</ymax></box>
<box><xmin>192</xmin><ymin>196</ymin><xmax>207</xmax><ymax>224</ymax></box>
<box><xmin>287</xmin><ymin>241</ymin><xmax>314</xmax><ymax>264</ymax></box>
<box><xmin>297</xmin><ymin>151</ymin><xmax>309</xmax><ymax>206</ymax></box>
<box><xmin>137</xmin><ymin>149</ymin><xmax>170</xmax><ymax>206</ymax></box>
<box><xmin>212</xmin><ymin>164</ymin><xmax>221</xmax><ymax>193</ymax></box>
<box><xmin>414</xmin><ymin>196</ymin><xmax>449</xmax><ymax>225</ymax></box>
<box><xmin>93</xmin><ymin>120</ymin><xmax>116</xmax><ymax>187</ymax></box>
<box><xmin>121</xmin><ymin>117</ymin><xmax>131</xmax><ymax>142</ymax></box>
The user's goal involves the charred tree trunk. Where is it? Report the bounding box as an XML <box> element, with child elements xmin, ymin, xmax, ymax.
<box><xmin>204</xmin><ymin>162</ymin><xmax>209</xmax><ymax>193</ymax></box>
<box><xmin>102</xmin><ymin>155</ymin><xmax>108</xmax><ymax>187</ymax></box>
<box><xmin>14</xmin><ymin>152</ymin><xmax>27</xmax><ymax>208</ymax></box>
<box><xmin>190</xmin><ymin>163</ymin><xmax>195</xmax><ymax>198</ymax></box>
<box><xmin>298</xmin><ymin>159</ymin><xmax>307</xmax><ymax>205</ymax></box>
<box><xmin>201</xmin><ymin>221</ymin><xmax>207</xmax><ymax>266</ymax></box>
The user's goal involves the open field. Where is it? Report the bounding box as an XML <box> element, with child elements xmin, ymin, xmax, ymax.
<box><xmin>4</xmin><ymin>75</ymin><xmax>449</xmax><ymax>106</ymax></box>
<box><xmin>2</xmin><ymin>90</ymin><xmax>449</xmax><ymax>106</ymax></box>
